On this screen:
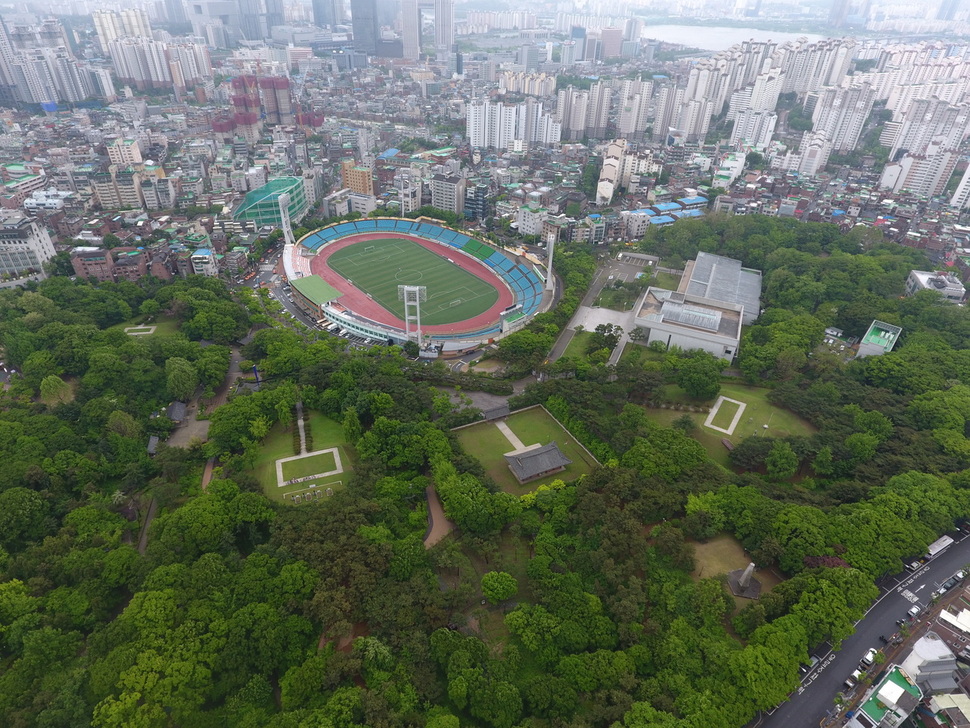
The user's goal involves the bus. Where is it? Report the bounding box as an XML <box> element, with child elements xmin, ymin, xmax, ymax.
<box><xmin>926</xmin><ymin>535</ymin><xmax>954</xmax><ymax>560</ymax></box>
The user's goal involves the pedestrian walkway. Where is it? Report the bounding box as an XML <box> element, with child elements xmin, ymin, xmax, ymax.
<box><xmin>495</xmin><ymin>420</ymin><xmax>525</xmax><ymax>450</ymax></box>
<box><xmin>295</xmin><ymin>400</ymin><xmax>307</xmax><ymax>454</ymax></box>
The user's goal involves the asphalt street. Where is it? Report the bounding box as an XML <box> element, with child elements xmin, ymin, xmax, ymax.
<box><xmin>755</xmin><ymin>532</ymin><xmax>970</xmax><ymax>728</ymax></box>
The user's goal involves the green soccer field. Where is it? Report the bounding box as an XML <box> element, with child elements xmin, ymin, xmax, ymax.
<box><xmin>327</xmin><ymin>238</ymin><xmax>500</xmax><ymax>324</ymax></box>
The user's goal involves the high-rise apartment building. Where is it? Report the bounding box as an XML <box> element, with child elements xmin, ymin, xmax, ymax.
<box><xmin>431</xmin><ymin>174</ymin><xmax>464</xmax><ymax>216</ymax></box>
<box><xmin>616</xmin><ymin>79</ymin><xmax>652</xmax><ymax>140</ymax></box>
<box><xmin>394</xmin><ymin>170</ymin><xmax>422</xmax><ymax>214</ymax></box>
<box><xmin>238</xmin><ymin>0</ymin><xmax>284</xmax><ymax>41</ymax></box>
<box><xmin>466</xmin><ymin>98</ymin><xmax>560</xmax><ymax>149</ymax></box>
<box><xmin>950</xmin><ymin>164</ymin><xmax>970</xmax><ymax>210</ymax></box>
<box><xmin>351</xmin><ymin>0</ymin><xmax>379</xmax><ymax>54</ymax></box>
<box><xmin>809</xmin><ymin>83</ymin><xmax>875</xmax><ymax>151</ymax></box>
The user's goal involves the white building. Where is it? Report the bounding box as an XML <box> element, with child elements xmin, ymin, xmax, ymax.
<box><xmin>431</xmin><ymin>174</ymin><xmax>465</xmax><ymax>216</ymax></box>
<box><xmin>951</xmin><ymin>164</ymin><xmax>970</xmax><ymax>210</ymax></box>
<box><xmin>0</xmin><ymin>213</ymin><xmax>55</xmax><ymax>278</ymax></box>
<box><xmin>516</xmin><ymin>205</ymin><xmax>546</xmax><ymax>236</ymax></box>
<box><xmin>633</xmin><ymin>252</ymin><xmax>762</xmax><ymax>360</ymax></box>
<box><xmin>906</xmin><ymin>270</ymin><xmax>965</xmax><ymax>303</ymax></box>
<box><xmin>107</xmin><ymin>138</ymin><xmax>143</xmax><ymax>167</ymax></box>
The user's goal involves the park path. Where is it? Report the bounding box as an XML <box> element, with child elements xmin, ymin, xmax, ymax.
<box><xmin>495</xmin><ymin>420</ymin><xmax>525</xmax><ymax>450</ymax></box>
<box><xmin>136</xmin><ymin>497</ymin><xmax>158</xmax><ymax>555</ymax></box>
<box><xmin>295</xmin><ymin>400</ymin><xmax>307</xmax><ymax>454</ymax></box>
<box><xmin>424</xmin><ymin>485</ymin><xmax>455</xmax><ymax>549</ymax></box>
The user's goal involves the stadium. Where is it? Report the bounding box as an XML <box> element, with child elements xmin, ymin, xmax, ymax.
<box><xmin>282</xmin><ymin>218</ymin><xmax>553</xmax><ymax>355</ymax></box>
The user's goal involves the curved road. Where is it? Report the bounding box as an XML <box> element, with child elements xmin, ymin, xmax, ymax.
<box><xmin>755</xmin><ymin>532</ymin><xmax>970</xmax><ymax>728</ymax></box>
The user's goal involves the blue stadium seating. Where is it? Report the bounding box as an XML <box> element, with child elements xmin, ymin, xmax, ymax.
<box><xmin>356</xmin><ymin>220</ymin><xmax>378</xmax><ymax>232</ymax></box>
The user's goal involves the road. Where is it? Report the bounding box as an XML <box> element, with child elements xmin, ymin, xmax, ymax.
<box><xmin>756</xmin><ymin>532</ymin><xmax>970</xmax><ymax>728</ymax></box>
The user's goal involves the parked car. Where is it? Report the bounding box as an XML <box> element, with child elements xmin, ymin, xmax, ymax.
<box><xmin>907</xmin><ymin>605</ymin><xmax>922</xmax><ymax>619</ymax></box>
<box><xmin>844</xmin><ymin>669</ymin><xmax>864</xmax><ymax>689</ymax></box>
<box><xmin>860</xmin><ymin>648</ymin><xmax>878</xmax><ymax>668</ymax></box>
<box><xmin>800</xmin><ymin>655</ymin><xmax>820</xmax><ymax>674</ymax></box>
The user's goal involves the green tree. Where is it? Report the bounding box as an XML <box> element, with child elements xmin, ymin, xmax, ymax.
<box><xmin>481</xmin><ymin>571</ymin><xmax>518</xmax><ymax>604</ymax></box>
<box><xmin>766</xmin><ymin>440</ymin><xmax>798</xmax><ymax>481</ymax></box>
<box><xmin>39</xmin><ymin>375</ymin><xmax>72</xmax><ymax>405</ymax></box>
<box><xmin>673</xmin><ymin>352</ymin><xmax>725</xmax><ymax>400</ymax></box>
<box><xmin>165</xmin><ymin>357</ymin><xmax>199</xmax><ymax>401</ymax></box>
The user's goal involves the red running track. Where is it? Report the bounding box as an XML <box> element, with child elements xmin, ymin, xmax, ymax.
<box><xmin>308</xmin><ymin>232</ymin><xmax>515</xmax><ymax>335</ymax></box>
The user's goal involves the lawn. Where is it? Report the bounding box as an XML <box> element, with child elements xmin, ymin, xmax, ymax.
<box><xmin>618</xmin><ymin>341</ymin><xmax>665</xmax><ymax>368</ymax></box>
<box><xmin>594</xmin><ymin>286</ymin><xmax>639</xmax><ymax>311</ymax></box>
<box><xmin>253</xmin><ymin>412</ymin><xmax>352</xmax><ymax>504</ymax></box>
<box><xmin>109</xmin><ymin>314</ymin><xmax>180</xmax><ymax>337</ymax></box>
<box><xmin>653</xmin><ymin>271</ymin><xmax>682</xmax><ymax>290</ymax></box>
<box><xmin>562</xmin><ymin>330</ymin><xmax>594</xmax><ymax>360</ymax></box>
<box><xmin>647</xmin><ymin>383</ymin><xmax>815</xmax><ymax>466</ymax></box>
<box><xmin>280</xmin><ymin>450</ymin><xmax>337</xmax><ymax>481</ymax></box>
<box><xmin>456</xmin><ymin>407</ymin><xmax>598</xmax><ymax>495</ymax></box>
<box><xmin>327</xmin><ymin>237</ymin><xmax>499</xmax><ymax>324</ymax></box>
<box><xmin>691</xmin><ymin>533</ymin><xmax>784</xmax><ymax>613</ymax></box>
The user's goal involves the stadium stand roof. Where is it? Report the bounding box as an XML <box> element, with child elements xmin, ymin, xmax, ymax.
<box><xmin>291</xmin><ymin>274</ymin><xmax>343</xmax><ymax>304</ymax></box>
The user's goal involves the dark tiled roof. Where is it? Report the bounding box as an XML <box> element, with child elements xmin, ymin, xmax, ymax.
<box><xmin>504</xmin><ymin>442</ymin><xmax>571</xmax><ymax>482</ymax></box>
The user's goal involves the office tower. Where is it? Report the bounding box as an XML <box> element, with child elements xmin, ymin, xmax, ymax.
<box><xmin>238</xmin><ymin>0</ymin><xmax>285</xmax><ymax>41</ymax></box>
<box><xmin>601</xmin><ymin>27</ymin><xmax>623</xmax><ymax>58</ymax></box>
<box><xmin>569</xmin><ymin>25</ymin><xmax>586</xmax><ymax>61</ymax></box>
<box><xmin>188</xmin><ymin>0</ymin><xmax>243</xmax><ymax>48</ymax></box>
<box><xmin>938</xmin><ymin>0</ymin><xmax>962</xmax><ymax>19</ymax></box>
<box><xmin>313</xmin><ymin>0</ymin><xmax>340</xmax><ymax>27</ymax></box>
<box><xmin>434</xmin><ymin>0</ymin><xmax>453</xmax><ymax>52</ymax></box>
<box><xmin>809</xmin><ymin>83</ymin><xmax>875</xmax><ymax>151</ymax></box>
<box><xmin>351</xmin><ymin>0</ymin><xmax>379</xmax><ymax>54</ymax></box>
<box><xmin>166</xmin><ymin>0</ymin><xmax>188</xmax><ymax>25</ymax></box>
<box><xmin>518</xmin><ymin>44</ymin><xmax>539</xmax><ymax>72</ymax></box>
<box><xmin>560</xmin><ymin>41</ymin><xmax>578</xmax><ymax>66</ymax></box>
<box><xmin>401</xmin><ymin>0</ymin><xmax>420</xmax><ymax>60</ymax></box>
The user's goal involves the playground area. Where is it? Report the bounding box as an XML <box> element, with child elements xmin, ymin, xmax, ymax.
<box><xmin>254</xmin><ymin>412</ymin><xmax>352</xmax><ymax>504</ymax></box>
<box><xmin>455</xmin><ymin>406</ymin><xmax>598</xmax><ymax>494</ymax></box>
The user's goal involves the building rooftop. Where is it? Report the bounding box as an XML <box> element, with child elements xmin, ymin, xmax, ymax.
<box><xmin>637</xmin><ymin>288</ymin><xmax>742</xmax><ymax>340</ymax></box>
<box><xmin>504</xmin><ymin>442</ymin><xmax>571</xmax><ymax>482</ymax></box>
<box><xmin>290</xmin><ymin>274</ymin><xmax>343</xmax><ymax>305</ymax></box>
<box><xmin>858</xmin><ymin>319</ymin><xmax>902</xmax><ymax>357</ymax></box>
<box><xmin>854</xmin><ymin>667</ymin><xmax>921</xmax><ymax>727</ymax></box>
<box><xmin>681</xmin><ymin>252</ymin><xmax>762</xmax><ymax>324</ymax></box>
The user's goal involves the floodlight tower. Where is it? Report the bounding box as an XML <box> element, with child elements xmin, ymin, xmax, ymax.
<box><xmin>398</xmin><ymin>285</ymin><xmax>427</xmax><ymax>344</ymax></box>
<box><xmin>545</xmin><ymin>232</ymin><xmax>556</xmax><ymax>291</ymax></box>
<box><xmin>278</xmin><ymin>192</ymin><xmax>295</xmax><ymax>247</ymax></box>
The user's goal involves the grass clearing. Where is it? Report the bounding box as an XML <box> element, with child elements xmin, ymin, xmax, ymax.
<box><xmin>619</xmin><ymin>341</ymin><xmax>666</xmax><ymax>368</ymax></box>
<box><xmin>254</xmin><ymin>412</ymin><xmax>352</xmax><ymax>504</ymax></box>
<box><xmin>327</xmin><ymin>237</ymin><xmax>499</xmax><ymax>324</ymax></box>
<box><xmin>691</xmin><ymin>533</ymin><xmax>784</xmax><ymax>613</ymax></box>
<box><xmin>456</xmin><ymin>407</ymin><xmax>597</xmax><ymax>495</ymax></box>
<box><xmin>653</xmin><ymin>271</ymin><xmax>682</xmax><ymax>290</ymax></box>
<box><xmin>108</xmin><ymin>314</ymin><xmax>180</xmax><ymax>337</ymax></box>
<box><xmin>645</xmin><ymin>383</ymin><xmax>815</xmax><ymax>466</ymax></box>
<box><xmin>562</xmin><ymin>330</ymin><xmax>594</xmax><ymax>359</ymax></box>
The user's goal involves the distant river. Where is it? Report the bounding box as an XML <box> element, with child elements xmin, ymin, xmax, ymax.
<box><xmin>641</xmin><ymin>24</ymin><xmax>827</xmax><ymax>51</ymax></box>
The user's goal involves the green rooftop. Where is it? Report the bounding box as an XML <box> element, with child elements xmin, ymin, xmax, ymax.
<box><xmin>859</xmin><ymin>667</ymin><xmax>920</xmax><ymax>724</ymax></box>
<box><xmin>862</xmin><ymin>320</ymin><xmax>901</xmax><ymax>352</ymax></box>
<box><xmin>290</xmin><ymin>275</ymin><xmax>343</xmax><ymax>305</ymax></box>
